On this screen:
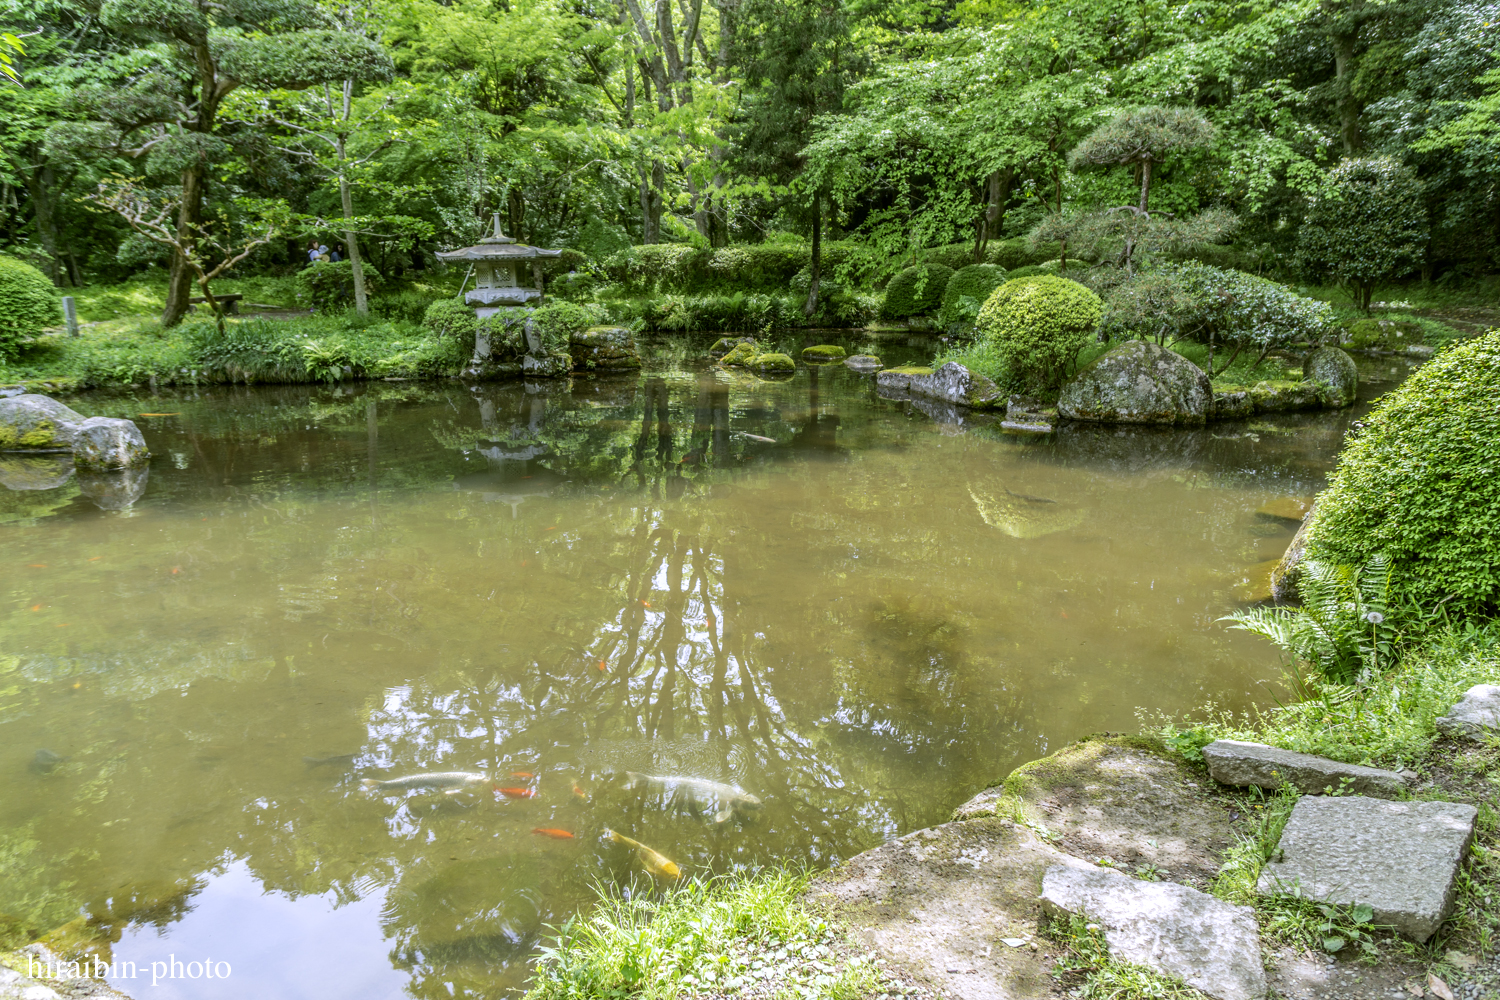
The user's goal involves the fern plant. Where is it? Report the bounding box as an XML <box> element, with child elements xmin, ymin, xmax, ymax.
<box><xmin>1223</xmin><ymin>554</ymin><xmax>1401</xmax><ymax>684</ymax></box>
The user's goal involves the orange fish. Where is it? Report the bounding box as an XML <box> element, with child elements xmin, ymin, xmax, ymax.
<box><xmin>640</xmin><ymin>600</ymin><xmax>651</xmax><ymax>608</ymax></box>
<box><xmin>137</xmin><ymin>412</ymin><xmax>180</xmax><ymax>417</ymax></box>
<box><xmin>511</xmin><ymin>771</ymin><xmax>535</xmax><ymax>779</ymax></box>
<box><xmin>88</xmin><ymin>556</ymin><xmax>101</xmax><ymax>561</ymax></box>
<box><xmin>572</xmin><ymin>783</ymin><xmax>587</xmax><ymax>799</ymax></box>
<box><xmin>546</xmin><ymin>526</ymin><xmax>557</xmax><ymax>531</ymax></box>
<box><xmin>597</xmin><ymin>660</ymin><xmax>607</xmax><ymax>671</ymax></box>
<box><xmin>496</xmin><ymin>786</ymin><xmax>536</xmax><ymax>799</ymax></box>
<box><xmin>532</xmin><ymin>828</ymin><xmax>575</xmax><ymax>839</ymax></box>
<box><xmin>30</xmin><ymin>605</ymin><xmax>40</xmax><ymax>612</ymax></box>
<box><xmin>171</xmin><ymin>567</ymin><xmax>180</xmax><ymax>574</ymax></box>
<box><xmin>28</xmin><ymin>564</ymin><xmax>46</xmax><ymax>568</ymax></box>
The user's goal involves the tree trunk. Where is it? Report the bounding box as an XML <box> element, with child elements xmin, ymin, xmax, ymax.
<box><xmin>335</xmin><ymin>136</ymin><xmax>368</xmax><ymax>315</ymax></box>
<box><xmin>1332</xmin><ymin>28</ymin><xmax>1363</xmax><ymax>155</ymax></box>
<box><xmin>640</xmin><ymin>162</ymin><xmax>664</xmax><ymax>243</ymax></box>
<box><xmin>162</xmin><ymin>163</ymin><xmax>204</xmax><ymax>327</ymax></box>
<box><xmin>1139</xmin><ymin>156</ymin><xmax>1153</xmax><ymax>214</ymax></box>
<box><xmin>508</xmin><ymin>187</ymin><xmax>525</xmax><ymax>244</ymax></box>
<box><xmin>25</xmin><ymin>163</ymin><xmax>64</xmax><ymax>286</ymax></box>
<box><xmin>803</xmin><ymin>193</ymin><xmax>822</xmax><ymax>317</ymax></box>
<box><xmin>975</xmin><ymin>166</ymin><xmax>1013</xmax><ymax>262</ymax></box>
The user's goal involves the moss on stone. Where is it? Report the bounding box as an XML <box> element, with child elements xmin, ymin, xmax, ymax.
<box><xmin>749</xmin><ymin>352</ymin><xmax>795</xmax><ymax>373</ymax></box>
<box><xmin>883</xmin><ymin>365</ymin><xmax>933</xmax><ymax>376</ymax></box>
<box><xmin>801</xmin><ymin>344</ymin><xmax>846</xmax><ymax>361</ymax></box>
<box><xmin>18</xmin><ymin>420</ymin><xmax>58</xmax><ymax>448</ymax></box>
<box><xmin>720</xmin><ymin>341</ymin><xmax>760</xmax><ymax>366</ymax></box>
<box><xmin>1249</xmin><ymin>379</ymin><xmax>1322</xmax><ymax>413</ymax></box>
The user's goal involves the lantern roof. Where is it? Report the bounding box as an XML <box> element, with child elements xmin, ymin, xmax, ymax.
<box><xmin>436</xmin><ymin>213</ymin><xmax>563</xmax><ymax>262</ymax></box>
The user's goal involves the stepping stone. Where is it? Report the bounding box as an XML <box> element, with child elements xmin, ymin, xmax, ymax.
<box><xmin>1040</xmin><ymin>864</ymin><xmax>1266</xmax><ymax>1000</ymax></box>
<box><xmin>1257</xmin><ymin>795</ymin><xmax>1477</xmax><ymax>941</ymax></box>
<box><xmin>1436</xmin><ymin>685</ymin><xmax>1500</xmax><ymax>741</ymax></box>
<box><xmin>1202</xmin><ymin>739</ymin><xmax>1409</xmax><ymax>797</ymax></box>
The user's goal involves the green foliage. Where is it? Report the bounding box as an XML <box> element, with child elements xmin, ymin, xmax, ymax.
<box><xmin>1047</xmin><ymin>913</ymin><xmax>1202</xmax><ymax>998</ymax></box>
<box><xmin>295</xmin><ymin>260</ymin><xmax>381</xmax><ymax>312</ymax></box>
<box><xmin>1224</xmin><ymin>555</ymin><xmax>1404</xmax><ymax>685</ymax></box>
<box><xmin>0</xmin><ymin>256</ymin><xmax>59</xmax><ymax>359</ymax></box>
<box><xmin>1296</xmin><ymin>158</ymin><xmax>1430</xmax><ymax>312</ymax></box>
<box><xmin>975</xmin><ymin>276</ymin><xmax>1102</xmax><ymax>392</ymax></box>
<box><xmin>880</xmin><ymin>263</ymin><xmax>953</xmax><ymax>319</ymax></box>
<box><xmin>613</xmin><ymin>289</ymin><xmax>876</xmax><ymax>332</ymax></box>
<box><xmin>524</xmin><ymin>870</ymin><xmax>883</xmax><ymax>1000</ymax></box>
<box><xmin>1308</xmin><ymin>331</ymin><xmax>1500</xmax><ymax>615</ymax></box>
<box><xmin>529</xmin><ymin>300</ymin><xmax>599</xmax><ymax>355</ymax></box>
<box><xmin>988</xmin><ymin>238</ymin><xmax>1061</xmax><ymax>271</ymax></box>
<box><xmin>938</xmin><ymin>263</ymin><xmax>1007</xmax><ymax>332</ymax></box>
<box><xmin>1211</xmin><ymin>784</ymin><xmax>1299</xmax><ymax>905</ymax></box>
<box><xmin>1099</xmin><ymin>264</ymin><xmax>1334</xmax><ymax>369</ymax></box>
<box><xmin>1069</xmin><ymin>107</ymin><xmax>1216</xmax><ymax>178</ymax></box>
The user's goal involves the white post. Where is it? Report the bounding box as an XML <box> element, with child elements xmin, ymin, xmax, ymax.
<box><xmin>62</xmin><ymin>296</ymin><xmax>78</xmax><ymax>337</ymax></box>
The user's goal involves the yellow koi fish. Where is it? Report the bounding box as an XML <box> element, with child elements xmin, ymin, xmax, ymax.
<box><xmin>604</xmin><ymin>828</ymin><xmax>681</xmax><ymax>880</ymax></box>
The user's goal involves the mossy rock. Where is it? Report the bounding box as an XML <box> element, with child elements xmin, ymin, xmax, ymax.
<box><xmin>709</xmin><ymin>336</ymin><xmax>756</xmax><ymax>357</ymax></box>
<box><xmin>801</xmin><ymin>344</ymin><xmax>846</xmax><ymax>362</ymax></box>
<box><xmin>1249</xmin><ymin>379</ymin><xmax>1322</xmax><ymax>413</ymax></box>
<box><xmin>720</xmin><ymin>341</ymin><xmax>760</xmax><ymax>366</ymax></box>
<box><xmin>1303</xmin><ymin>346</ymin><xmax>1358</xmax><ymax>408</ymax></box>
<box><xmin>749</xmin><ymin>352</ymin><xmax>795</xmax><ymax>373</ymax></box>
<box><xmin>0</xmin><ymin>394</ymin><xmax>85</xmax><ymax>452</ymax></box>
<box><xmin>1211</xmin><ymin>386</ymin><xmax>1253</xmax><ymax>420</ymax></box>
<box><xmin>1344</xmin><ymin>317</ymin><xmax>1424</xmax><ymax>351</ymax></box>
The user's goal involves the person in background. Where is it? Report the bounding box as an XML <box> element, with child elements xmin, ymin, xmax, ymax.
<box><xmin>331</xmin><ymin>244</ymin><xmax>344</xmax><ymax>262</ymax></box>
<box><xmin>316</xmin><ymin>244</ymin><xmax>330</xmax><ymax>262</ymax></box>
<box><xmin>306</xmin><ymin>240</ymin><xmax>320</xmax><ymax>264</ymax></box>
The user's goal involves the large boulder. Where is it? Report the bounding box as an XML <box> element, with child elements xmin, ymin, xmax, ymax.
<box><xmin>748</xmin><ymin>352</ymin><xmax>795</xmax><ymax>375</ymax></box>
<box><xmin>906</xmin><ymin>362</ymin><xmax>1003</xmax><ymax>410</ymax></box>
<box><xmin>71</xmin><ymin>416</ymin><xmax>149</xmax><ymax>470</ymax></box>
<box><xmin>0</xmin><ymin>394</ymin><xmax>85</xmax><ymax>452</ymax></box>
<box><xmin>570</xmin><ymin>326</ymin><xmax>642</xmax><ymax>371</ymax></box>
<box><xmin>1249</xmin><ymin>379</ymin><xmax>1321</xmax><ymax>413</ymax></box>
<box><xmin>1058</xmin><ymin>340</ymin><xmax>1212</xmax><ymax>427</ymax></box>
<box><xmin>1304</xmin><ymin>345</ymin><xmax>1358</xmax><ymax>407</ymax></box>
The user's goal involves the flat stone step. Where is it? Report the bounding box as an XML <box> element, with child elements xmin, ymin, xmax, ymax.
<box><xmin>1040</xmin><ymin>864</ymin><xmax>1266</xmax><ymax>1000</ymax></box>
<box><xmin>1202</xmin><ymin>739</ymin><xmax>1409</xmax><ymax>797</ymax></box>
<box><xmin>1257</xmin><ymin>795</ymin><xmax>1477</xmax><ymax>941</ymax></box>
<box><xmin>1436</xmin><ymin>684</ymin><xmax>1500</xmax><ymax>740</ymax></box>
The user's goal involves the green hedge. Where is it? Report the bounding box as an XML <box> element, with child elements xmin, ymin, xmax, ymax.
<box><xmin>0</xmin><ymin>256</ymin><xmax>60</xmax><ymax>359</ymax></box>
<box><xmin>938</xmin><ymin>264</ymin><xmax>1007</xmax><ymax>332</ymax></box>
<box><xmin>881</xmin><ymin>264</ymin><xmax>954</xmax><ymax>319</ymax></box>
<box><xmin>976</xmin><ymin>276</ymin><xmax>1102</xmax><ymax>392</ymax></box>
<box><xmin>1308</xmin><ymin>331</ymin><xmax>1500</xmax><ymax>615</ymax></box>
<box><xmin>295</xmin><ymin>259</ymin><xmax>380</xmax><ymax>311</ymax></box>
<box><xmin>604</xmin><ymin>241</ymin><xmax>877</xmax><ymax>294</ymax></box>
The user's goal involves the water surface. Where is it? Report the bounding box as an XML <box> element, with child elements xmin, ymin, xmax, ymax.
<box><xmin>0</xmin><ymin>334</ymin><xmax>1413</xmax><ymax>998</ymax></box>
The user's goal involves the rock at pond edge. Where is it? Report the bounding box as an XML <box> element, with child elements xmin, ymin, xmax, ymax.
<box><xmin>844</xmin><ymin>354</ymin><xmax>882</xmax><ymax>371</ymax></box>
<box><xmin>0</xmin><ymin>395</ymin><xmax>86</xmax><ymax>452</ymax></box>
<box><xmin>1304</xmin><ymin>346</ymin><xmax>1358</xmax><ymax>408</ymax></box>
<box><xmin>801</xmin><ymin>344</ymin><xmax>846</xmax><ymax>361</ymax></box>
<box><xmin>1040</xmin><ymin>864</ymin><xmax>1266</xmax><ymax>1000</ymax></box>
<box><xmin>906</xmin><ymin>362</ymin><xmax>1003</xmax><ymax>410</ymax></box>
<box><xmin>71</xmin><ymin>417</ymin><xmax>149</xmax><ymax>471</ymax></box>
<box><xmin>1202</xmin><ymin>739</ymin><xmax>1407</xmax><ymax>797</ymax></box>
<box><xmin>1058</xmin><ymin>340</ymin><xmax>1212</xmax><ymax>427</ymax></box>
<box><xmin>874</xmin><ymin>365</ymin><xmax>933</xmax><ymax>391</ymax></box>
<box><xmin>1271</xmin><ymin>504</ymin><xmax>1316</xmax><ymax>602</ymax></box>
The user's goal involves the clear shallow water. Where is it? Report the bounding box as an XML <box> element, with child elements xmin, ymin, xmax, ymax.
<box><xmin>0</xmin><ymin>333</ymin><xmax>1413</xmax><ymax>998</ymax></box>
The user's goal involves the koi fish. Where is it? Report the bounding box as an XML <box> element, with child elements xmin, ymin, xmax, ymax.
<box><xmin>510</xmin><ymin>771</ymin><xmax>536</xmax><ymax>779</ymax></box>
<box><xmin>532</xmin><ymin>828</ymin><xmax>575</xmax><ymax>839</ymax></box>
<box><xmin>623</xmin><ymin>772</ymin><xmax>763</xmax><ymax>824</ymax></box>
<box><xmin>604</xmin><ymin>828</ymin><xmax>681</xmax><ymax>880</ymax></box>
<box><xmin>496</xmin><ymin>786</ymin><xmax>536</xmax><ymax>799</ymax></box>
<box><xmin>572</xmin><ymin>782</ymin><xmax>587</xmax><ymax>799</ymax></box>
<box><xmin>304</xmin><ymin>753</ymin><xmax>357</xmax><ymax>769</ymax></box>
<box><xmin>741</xmin><ymin>433</ymin><xmax>777</xmax><ymax>444</ymax></box>
<box><xmin>137</xmin><ymin>413</ymin><xmax>181</xmax><ymax>417</ymax></box>
<box><xmin>361</xmin><ymin>772</ymin><xmax>487</xmax><ymax>794</ymax></box>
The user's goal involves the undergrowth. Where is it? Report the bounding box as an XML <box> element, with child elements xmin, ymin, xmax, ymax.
<box><xmin>523</xmin><ymin>869</ymin><xmax>885</xmax><ymax>1000</ymax></box>
<box><xmin>1046</xmin><ymin>913</ymin><xmax>1205</xmax><ymax>998</ymax></box>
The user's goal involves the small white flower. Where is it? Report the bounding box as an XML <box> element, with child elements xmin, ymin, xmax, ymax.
<box><xmin>1364</xmin><ymin>611</ymin><xmax>1385</xmax><ymax>624</ymax></box>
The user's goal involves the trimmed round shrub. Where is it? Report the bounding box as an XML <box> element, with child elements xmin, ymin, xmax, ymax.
<box><xmin>976</xmin><ymin>276</ymin><xmax>1102</xmax><ymax>392</ymax></box>
<box><xmin>0</xmin><ymin>256</ymin><xmax>60</xmax><ymax>358</ymax></box>
<box><xmin>1308</xmin><ymin>331</ymin><xmax>1500</xmax><ymax>615</ymax></box>
<box><xmin>939</xmin><ymin>264</ymin><xmax>1007</xmax><ymax>332</ymax></box>
<box><xmin>530</xmin><ymin>300</ymin><xmax>599</xmax><ymax>355</ymax></box>
<box><xmin>880</xmin><ymin>264</ymin><xmax>954</xmax><ymax>319</ymax></box>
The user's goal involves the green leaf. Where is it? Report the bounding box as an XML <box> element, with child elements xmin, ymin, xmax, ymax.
<box><xmin>1351</xmin><ymin>904</ymin><xmax>1374</xmax><ymax>923</ymax></box>
<box><xmin>1322</xmin><ymin>936</ymin><xmax>1346</xmax><ymax>953</ymax></box>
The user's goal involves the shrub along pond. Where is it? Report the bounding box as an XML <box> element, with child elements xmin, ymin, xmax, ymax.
<box><xmin>0</xmin><ymin>333</ymin><xmax>1419</xmax><ymax>999</ymax></box>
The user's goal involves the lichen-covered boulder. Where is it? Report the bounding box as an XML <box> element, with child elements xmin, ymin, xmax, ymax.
<box><xmin>71</xmin><ymin>416</ymin><xmax>149</xmax><ymax>470</ymax></box>
<box><xmin>749</xmin><ymin>352</ymin><xmax>795</xmax><ymax>374</ymax></box>
<box><xmin>1250</xmin><ymin>380</ymin><xmax>1322</xmax><ymax>413</ymax></box>
<box><xmin>571</xmin><ymin>326</ymin><xmax>642</xmax><ymax>371</ymax></box>
<box><xmin>720</xmin><ymin>341</ymin><xmax>760</xmax><ymax>367</ymax></box>
<box><xmin>1304</xmin><ymin>346</ymin><xmax>1358</xmax><ymax>408</ymax></box>
<box><xmin>801</xmin><ymin>344</ymin><xmax>846</xmax><ymax>362</ymax></box>
<box><xmin>522</xmin><ymin>354</ymin><xmax>571</xmax><ymax>378</ymax></box>
<box><xmin>1058</xmin><ymin>340</ymin><xmax>1212</xmax><ymax>427</ymax></box>
<box><xmin>874</xmin><ymin>365</ymin><xmax>933</xmax><ymax>391</ymax></box>
<box><xmin>0</xmin><ymin>394</ymin><xmax>85</xmax><ymax>452</ymax></box>
<box><xmin>907</xmin><ymin>362</ymin><xmax>1003</xmax><ymax>410</ymax></box>
<box><xmin>845</xmin><ymin>354</ymin><xmax>882</xmax><ymax>372</ymax></box>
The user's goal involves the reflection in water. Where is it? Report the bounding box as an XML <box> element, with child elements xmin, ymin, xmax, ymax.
<box><xmin>0</xmin><ymin>339</ymin><xmax>1414</xmax><ymax>998</ymax></box>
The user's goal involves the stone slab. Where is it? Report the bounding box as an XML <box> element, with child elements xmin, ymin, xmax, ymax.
<box><xmin>1202</xmin><ymin>739</ymin><xmax>1408</xmax><ymax>797</ymax></box>
<box><xmin>1436</xmin><ymin>684</ymin><xmax>1500</xmax><ymax>741</ymax></box>
<box><xmin>1256</xmin><ymin>795</ymin><xmax>1477</xmax><ymax>941</ymax></box>
<box><xmin>1040</xmin><ymin>864</ymin><xmax>1266</xmax><ymax>1000</ymax></box>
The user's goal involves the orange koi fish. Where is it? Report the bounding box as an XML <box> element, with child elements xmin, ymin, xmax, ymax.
<box><xmin>510</xmin><ymin>771</ymin><xmax>536</xmax><ymax>779</ymax></box>
<box><xmin>532</xmin><ymin>828</ymin><xmax>575</xmax><ymax>839</ymax></box>
<box><xmin>605</xmin><ymin>828</ymin><xmax>681</xmax><ymax>880</ymax></box>
<box><xmin>496</xmin><ymin>786</ymin><xmax>536</xmax><ymax>799</ymax></box>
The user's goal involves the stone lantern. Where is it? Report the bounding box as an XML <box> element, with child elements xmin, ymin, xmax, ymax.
<box><xmin>438</xmin><ymin>214</ymin><xmax>568</xmax><ymax>377</ymax></box>
<box><xmin>437</xmin><ymin>213</ymin><xmax>563</xmax><ymax>318</ymax></box>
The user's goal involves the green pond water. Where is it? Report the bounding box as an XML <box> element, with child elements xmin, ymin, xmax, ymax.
<box><xmin>0</xmin><ymin>333</ymin><xmax>1414</xmax><ymax>998</ymax></box>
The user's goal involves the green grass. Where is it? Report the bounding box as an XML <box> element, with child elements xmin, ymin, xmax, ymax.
<box><xmin>1046</xmin><ymin>913</ymin><xmax>1207</xmax><ymax>998</ymax></box>
<box><xmin>1298</xmin><ymin>277</ymin><xmax>1500</xmax><ymax>313</ymax></box>
<box><xmin>523</xmin><ymin>868</ymin><xmax>884</xmax><ymax>1000</ymax></box>
<box><xmin>0</xmin><ymin>311</ymin><xmax>468</xmax><ymax>389</ymax></box>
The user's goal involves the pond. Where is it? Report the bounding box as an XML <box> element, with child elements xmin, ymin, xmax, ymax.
<box><xmin>0</xmin><ymin>333</ymin><xmax>1415</xmax><ymax>999</ymax></box>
